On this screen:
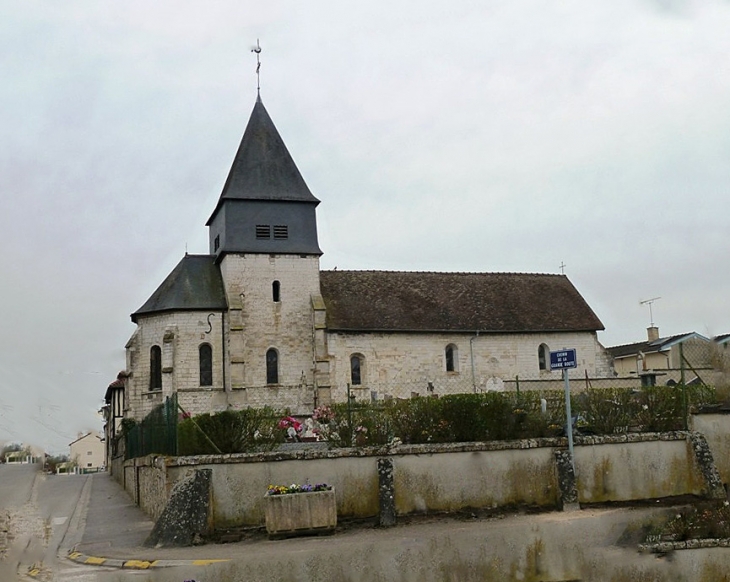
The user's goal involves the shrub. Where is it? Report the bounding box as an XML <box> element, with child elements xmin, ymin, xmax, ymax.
<box><xmin>177</xmin><ymin>407</ymin><xmax>282</xmax><ymax>455</ymax></box>
<box><xmin>576</xmin><ymin>388</ymin><xmax>637</xmax><ymax>434</ymax></box>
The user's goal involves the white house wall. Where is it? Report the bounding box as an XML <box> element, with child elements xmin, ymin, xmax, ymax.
<box><xmin>70</xmin><ymin>434</ymin><xmax>105</xmax><ymax>471</ymax></box>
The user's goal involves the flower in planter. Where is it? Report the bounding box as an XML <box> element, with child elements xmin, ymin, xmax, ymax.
<box><xmin>266</xmin><ymin>483</ymin><xmax>332</xmax><ymax>496</ymax></box>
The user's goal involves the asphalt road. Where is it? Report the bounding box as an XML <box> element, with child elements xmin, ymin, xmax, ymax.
<box><xmin>4</xmin><ymin>464</ymin><xmax>728</xmax><ymax>581</ymax></box>
<box><xmin>0</xmin><ymin>465</ymin><xmax>150</xmax><ymax>581</ymax></box>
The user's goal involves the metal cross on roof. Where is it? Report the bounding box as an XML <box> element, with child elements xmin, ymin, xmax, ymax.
<box><xmin>251</xmin><ymin>39</ymin><xmax>262</xmax><ymax>92</ymax></box>
<box><xmin>559</xmin><ymin>261</ymin><xmax>566</xmax><ymax>274</ymax></box>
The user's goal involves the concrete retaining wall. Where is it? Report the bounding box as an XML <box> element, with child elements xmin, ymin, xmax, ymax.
<box><xmin>575</xmin><ymin>437</ymin><xmax>704</xmax><ymax>503</ymax></box>
<box><xmin>116</xmin><ymin>425</ymin><xmax>727</xmax><ymax>530</ymax></box>
<box><xmin>393</xmin><ymin>447</ymin><xmax>558</xmax><ymax>513</ymax></box>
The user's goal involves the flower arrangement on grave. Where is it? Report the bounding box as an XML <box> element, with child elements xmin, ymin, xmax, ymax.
<box><xmin>278</xmin><ymin>416</ymin><xmax>304</xmax><ymax>441</ymax></box>
<box><xmin>311</xmin><ymin>406</ymin><xmax>338</xmax><ymax>442</ymax></box>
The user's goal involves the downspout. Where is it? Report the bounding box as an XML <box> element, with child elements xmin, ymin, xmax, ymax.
<box><xmin>208</xmin><ymin>311</ymin><xmax>228</xmax><ymax>406</ymax></box>
<box><xmin>221</xmin><ymin>310</ymin><xmax>227</xmax><ymax>392</ymax></box>
<box><xmin>470</xmin><ymin>331</ymin><xmax>480</xmax><ymax>393</ymax></box>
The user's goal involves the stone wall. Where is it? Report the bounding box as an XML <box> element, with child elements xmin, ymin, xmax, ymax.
<box><xmin>120</xmin><ymin>428</ymin><xmax>725</xmax><ymax>530</ymax></box>
<box><xmin>692</xmin><ymin>413</ymin><xmax>730</xmax><ymax>485</ymax></box>
<box><xmin>119</xmin><ymin>455</ymin><xmax>170</xmax><ymax>520</ymax></box>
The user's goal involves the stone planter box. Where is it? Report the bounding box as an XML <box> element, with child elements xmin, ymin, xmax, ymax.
<box><xmin>264</xmin><ymin>489</ymin><xmax>337</xmax><ymax>538</ymax></box>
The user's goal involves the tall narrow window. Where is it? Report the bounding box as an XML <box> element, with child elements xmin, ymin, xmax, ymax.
<box><xmin>445</xmin><ymin>344</ymin><xmax>458</xmax><ymax>372</ymax></box>
<box><xmin>266</xmin><ymin>349</ymin><xmax>279</xmax><ymax>385</ymax></box>
<box><xmin>199</xmin><ymin>344</ymin><xmax>213</xmax><ymax>386</ymax></box>
<box><xmin>150</xmin><ymin>345</ymin><xmax>162</xmax><ymax>390</ymax></box>
<box><xmin>272</xmin><ymin>280</ymin><xmax>281</xmax><ymax>302</ymax></box>
<box><xmin>350</xmin><ymin>355</ymin><xmax>363</xmax><ymax>385</ymax></box>
<box><xmin>538</xmin><ymin>344</ymin><xmax>549</xmax><ymax>371</ymax></box>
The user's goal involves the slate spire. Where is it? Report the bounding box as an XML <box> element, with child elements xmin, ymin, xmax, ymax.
<box><xmin>208</xmin><ymin>97</ymin><xmax>318</xmax><ymax>220</ymax></box>
<box><xmin>206</xmin><ymin>96</ymin><xmax>322</xmax><ymax>257</ymax></box>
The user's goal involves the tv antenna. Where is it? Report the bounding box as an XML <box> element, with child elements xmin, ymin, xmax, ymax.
<box><xmin>251</xmin><ymin>39</ymin><xmax>262</xmax><ymax>93</ymax></box>
<box><xmin>640</xmin><ymin>297</ymin><xmax>661</xmax><ymax>327</ymax></box>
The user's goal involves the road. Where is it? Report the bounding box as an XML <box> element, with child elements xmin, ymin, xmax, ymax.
<box><xmin>0</xmin><ymin>464</ymin><xmax>151</xmax><ymax>581</ymax></box>
<box><xmin>4</xmin><ymin>462</ymin><xmax>730</xmax><ymax>580</ymax></box>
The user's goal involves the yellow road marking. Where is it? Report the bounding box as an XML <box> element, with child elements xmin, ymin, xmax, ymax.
<box><xmin>192</xmin><ymin>559</ymin><xmax>231</xmax><ymax>565</ymax></box>
<box><xmin>124</xmin><ymin>560</ymin><xmax>153</xmax><ymax>569</ymax></box>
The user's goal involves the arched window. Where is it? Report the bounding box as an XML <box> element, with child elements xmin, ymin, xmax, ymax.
<box><xmin>150</xmin><ymin>345</ymin><xmax>162</xmax><ymax>390</ymax></box>
<box><xmin>538</xmin><ymin>344</ymin><xmax>549</xmax><ymax>371</ymax></box>
<box><xmin>350</xmin><ymin>354</ymin><xmax>363</xmax><ymax>385</ymax></box>
<box><xmin>199</xmin><ymin>344</ymin><xmax>213</xmax><ymax>386</ymax></box>
<box><xmin>272</xmin><ymin>280</ymin><xmax>281</xmax><ymax>302</ymax></box>
<box><xmin>445</xmin><ymin>344</ymin><xmax>458</xmax><ymax>372</ymax></box>
<box><xmin>266</xmin><ymin>348</ymin><xmax>279</xmax><ymax>385</ymax></box>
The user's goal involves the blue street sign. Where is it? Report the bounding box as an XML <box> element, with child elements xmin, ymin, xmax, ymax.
<box><xmin>550</xmin><ymin>349</ymin><xmax>577</xmax><ymax>370</ymax></box>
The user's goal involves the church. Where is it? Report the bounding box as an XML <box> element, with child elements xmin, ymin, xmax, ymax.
<box><xmin>121</xmin><ymin>94</ymin><xmax>613</xmax><ymax>421</ymax></box>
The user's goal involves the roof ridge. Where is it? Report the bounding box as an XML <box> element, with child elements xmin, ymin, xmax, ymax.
<box><xmin>322</xmin><ymin>269</ymin><xmax>565</xmax><ymax>276</ymax></box>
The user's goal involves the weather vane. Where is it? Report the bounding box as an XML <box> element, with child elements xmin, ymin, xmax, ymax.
<box><xmin>251</xmin><ymin>39</ymin><xmax>262</xmax><ymax>93</ymax></box>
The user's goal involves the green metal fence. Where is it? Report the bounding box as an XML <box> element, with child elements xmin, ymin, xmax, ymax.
<box><xmin>125</xmin><ymin>394</ymin><xmax>178</xmax><ymax>460</ymax></box>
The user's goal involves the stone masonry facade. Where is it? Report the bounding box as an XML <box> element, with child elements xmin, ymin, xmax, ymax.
<box><xmin>326</xmin><ymin>330</ymin><xmax>614</xmax><ymax>402</ymax></box>
<box><xmin>121</xmin><ymin>96</ymin><xmax>614</xmax><ymax>422</ymax></box>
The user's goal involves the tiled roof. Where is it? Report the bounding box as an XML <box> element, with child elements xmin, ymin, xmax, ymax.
<box><xmin>131</xmin><ymin>255</ymin><xmax>227</xmax><ymax>323</ymax></box>
<box><xmin>714</xmin><ymin>334</ymin><xmax>730</xmax><ymax>344</ymax></box>
<box><xmin>68</xmin><ymin>432</ymin><xmax>102</xmax><ymax>447</ymax></box>
<box><xmin>104</xmin><ymin>372</ymin><xmax>127</xmax><ymax>402</ymax></box>
<box><xmin>319</xmin><ymin>270</ymin><xmax>604</xmax><ymax>333</ymax></box>
<box><xmin>607</xmin><ymin>332</ymin><xmax>706</xmax><ymax>358</ymax></box>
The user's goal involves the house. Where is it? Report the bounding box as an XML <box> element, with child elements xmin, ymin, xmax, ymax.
<box><xmin>55</xmin><ymin>461</ymin><xmax>76</xmax><ymax>475</ymax></box>
<box><xmin>5</xmin><ymin>450</ymin><xmax>38</xmax><ymax>464</ymax></box>
<box><xmin>121</xmin><ymin>93</ymin><xmax>613</xmax><ymax>422</ymax></box>
<box><xmin>607</xmin><ymin>326</ymin><xmax>713</xmax><ymax>385</ymax></box>
<box><xmin>102</xmin><ymin>372</ymin><xmax>127</xmax><ymax>464</ymax></box>
<box><xmin>69</xmin><ymin>432</ymin><xmax>105</xmax><ymax>473</ymax></box>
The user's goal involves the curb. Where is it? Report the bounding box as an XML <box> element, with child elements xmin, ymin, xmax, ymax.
<box><xmin>66</xmin><ymin>550</ymin><xmax>229</xmax><ymax>569</ymax></box>
<box><xmin>638</xmin><ymin>537</ymin><xmax>730</xmax><ymax>553</ymax></box>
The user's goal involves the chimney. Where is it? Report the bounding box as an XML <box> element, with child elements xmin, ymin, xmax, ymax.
<box><xmin>647</xmin><ymin>326</ymin><xmax>659</xmax><ymax>342</ymax></box>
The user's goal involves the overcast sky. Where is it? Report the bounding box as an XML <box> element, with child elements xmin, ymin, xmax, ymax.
<box><xmin>2</xmin><ymin>1</ymin><xmax>729</xmax><ymax>453</ymax></box>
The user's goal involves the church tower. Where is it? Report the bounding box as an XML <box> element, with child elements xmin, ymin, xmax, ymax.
<box><xmin>207</xmin><ymin>95</ymin><xmax>324</xmax><ymax>408</ymax></box>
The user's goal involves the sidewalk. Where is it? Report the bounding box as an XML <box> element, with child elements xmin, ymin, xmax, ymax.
<box><xmin>69</xmin><ymin>472</ymin><xmax>235</xmax><ymax>568</ymax></box>
<box><xmin>66</xmin><ymin>472</ymin><xmax>680</xmax><ymax>579</ymax></box>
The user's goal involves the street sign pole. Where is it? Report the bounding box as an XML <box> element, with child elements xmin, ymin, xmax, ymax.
<box><xmin>550</xmin><ymin>348</ymin><xmax>578</xmax><ymax>474</ymax></box>
<box><xmin>563</xmin><ymin>367</ymin><xmax>575</xmax><ymax>472</ymax></box>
